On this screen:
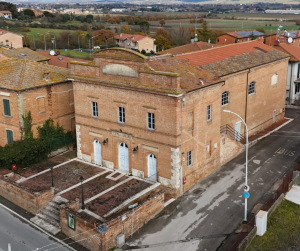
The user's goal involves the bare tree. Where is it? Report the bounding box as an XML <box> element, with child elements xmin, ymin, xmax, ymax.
<box><xmin>168</xmin><ymin>27</ymin><xmax>191</xmax><ymax>46</ymax></box>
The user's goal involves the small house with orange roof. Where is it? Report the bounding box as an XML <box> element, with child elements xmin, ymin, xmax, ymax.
<box><xmin>216</xmin><ymin>31</ymin><xmax>265</xmax><ymax>45</ymax></box>
<box><xmin>0</xmin><ymin>29</ymin><xmax>23</xmax><ymax>48</ymax></box>
<box><xmin>0</xmin><ymin>11</ymin><xmax>12</xmax><ymax>20</ymax></box>
<box><xmin>70</xmin><ymin>41</ymin><xmax>289</xmax><ymax>195</ymax></box>
<box><xmin>114</xmin><ymin>33</ymin><xmax>156</xmax><ymax>53</ymax></box>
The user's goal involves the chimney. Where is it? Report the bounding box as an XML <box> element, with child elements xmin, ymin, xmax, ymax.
<box><xmin>120</xmin><ymin>33</ymin><xmax>122</xmax><ymax>37</ymax></box>
<box><xmin>43</xmin><ymin>71</ymin><xmax>50</xmax><ymax>80</ymax></box>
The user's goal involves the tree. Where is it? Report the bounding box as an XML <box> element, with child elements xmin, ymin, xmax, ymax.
<box><xmin>155</xmin><ymin>28</ymin><xmax>169</xmax><ymax>40</ymax></box>
<box><xmin>139</xmin><ymin>20</ymin><xmax>150</xmax><ymax>33</ymax></box>
<box><xmin>128</xmin><ymin>17</ymin><xmax>134</xmax><ymax>25</ymax></box>
<box><xmin>121</xmin><ymin>25</ymin><xmax>130</xmax><ymax>34</ymax></box>
<box><xmin>23</xmin><ymin>9</ymin><xmax>35</xmax><ymax>17</ymax></box>
<box><xmin>115</xmin><ymin>17</ymin><xmax>121</xmax><ymax>24</ymax></box>
<box><xmin>197</xmin><ymin>21</ymin><xmax>213</xmax><ymax>43</ymax></box>
<box><xmin>108</xmin><ymin>18</ymin><xmax>116</xmax><ymax>24</ymax></box>
<box><xmin>43</xmin><ymin>11</ymin><xmax>54</xmax><ymax>18</ymax></box>
<box><xmin>159</xmin><ymin>19</ymin><xmax>165</xmax><ymax>27</ymax></box>
<box><xmin>256</xmin><ymin>28</ymin><xmax>266</xmax><ymax>34</ymax></box>
<box><xmin>169</xmin><ymin>27</ymin><xmax>191</xmax><ymax>46</ymax></box>
<box><xmin>155</xmin><ymin>36</ymin><xmax>171</xmax><ymax>51</ymax></box>
<box><xmin>249</xmin><ymin>32</ymin><xmax>257</xmax><ymax>40</ymax></box>
<box><xmin>141</xmin><ymin>49</ymin><xmax>146</xmax><ymax>54</ymax></box>
<box><xmin>190</xmin><ymin>19</ymin><xmax>195</xmax><ymax>23</ymax></box>
<box><xmin>92</xmin><ymin>29</ymin><xmax>115</xmax><ymax>46</ymax></box>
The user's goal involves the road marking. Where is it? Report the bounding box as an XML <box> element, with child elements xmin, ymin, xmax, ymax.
<box><xmin>264</xmin><ymin>158</ymin><xmax>272</xmax><ymax>164</ymax></box>
<box><xmin>275</xmin><ymin>147</ymin><xmax>295</xmax><ymax>156</ymax></box>
<box><xmin>0</xmin><ymin>203</ymin><xmax>75</xmax><ymax>251</ymax></box>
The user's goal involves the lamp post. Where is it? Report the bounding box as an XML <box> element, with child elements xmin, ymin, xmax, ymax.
<box><xmin>105</xmin><ymin>37</ymin><xmax>115</xmax><ymax>49</ymax></box>
<box><xmin>68</xmin><ymin>34</ymin><xmax>73</xmax><ymax>50</ymax></box>
<box><xmin>223</xmin><ymin>110</ymin><xmax>249</xmax><ymax>221</ymax></box>
<box><xmin>79</xmin><ymin>176</ymin><xmax>85</xmax><ymax>210</ymax></box>
<box><xmin>78</xmin><ymin>34</ymin><xmax>84</xmax><ymax>51</ymax></box>
<box><xmin>89</xmin><ymin>35</ymin><xmax>100</xmax><ymax>57</ymax></box>
<box><xmin>26</xmin><ymin>33</ymin><xmax>35</xmax><ymax>49</ymax></box>
<box><xmin>38</xmin><ymin>33</ymin><xmax>46</xmax><ymax>51</ymax></box>
<box><xmin>47</xmin><ymin>32</ymin><xmax>56</xmax><ymax>50</ymax></box>
<box><xmin>50</xmin><ymin>165</ymin><xmax>54</xmax><ymax>187</ymax></box>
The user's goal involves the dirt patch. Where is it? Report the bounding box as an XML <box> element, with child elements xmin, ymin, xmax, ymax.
<box><xmin>20</xmin><ymin>160</ymin><xmax>103</xmax><ymax>193</ymax></box>
<box><xmin>19</xmin><ymin>154</ymin><xmax>75</xmax><ymax>178</ymax></box>
<box><xmin>86</xmin><ymin>179</ymin><xmax>151</xmax><ymax>216</ymax></box>
<box><xmin>61</xmin><ymin>172</ymin><xmax>129</xmax><ymax>202</ymax></box>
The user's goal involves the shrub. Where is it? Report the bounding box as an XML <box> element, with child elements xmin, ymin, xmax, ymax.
<box><xmin>37</xmin><ymin>119</ymin><xmax>65</xmax><ymax>140</ymax></box>
<box><xmin>0</xmin><ymin>138</ymin><xmax>49</xmax><ymax>169</ymax></box>
<box><xmin>141</xmin><ymin>49</ymin><xmax>146</xmax><ymax>54</ymax></box>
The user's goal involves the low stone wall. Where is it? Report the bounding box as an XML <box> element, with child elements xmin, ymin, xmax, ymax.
<box><xmin>60</xmin><ymin>191</ymin><xmax>165</xmax><ymax>251</ymax></box>
<box><xmin>0</xmin><ymin>175</ymin><xmax>54</xmax><ymax>215</ymax></box>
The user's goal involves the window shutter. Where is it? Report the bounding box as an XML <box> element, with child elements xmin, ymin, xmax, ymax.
<box><xmin>6</xmin><ymin>130</ymin><xmax>13</xmax><ymax>144</ymax></box>
<box><xmin>3</xmin><ymin>99</ymin><xmax>11</xmax><ymax>116</ymax></box>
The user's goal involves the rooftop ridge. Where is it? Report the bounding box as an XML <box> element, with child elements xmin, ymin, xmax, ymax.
<box><xmin>149</xmin><ymin>54</ymin><xmax>171</xmax><ymax>61</ymax></box>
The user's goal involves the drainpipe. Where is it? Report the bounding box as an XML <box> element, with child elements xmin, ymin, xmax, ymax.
<box><xmin>180</xmin><ymin>96</ymin><xmax>185</xmax><ymax>196</ymax></box>
<box><xmin>289</xmin><ymin>62</ymin><xmax>293</xmax><ymax>105</ymax></box>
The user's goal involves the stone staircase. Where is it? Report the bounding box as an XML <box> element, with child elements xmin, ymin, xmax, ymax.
<box><xmin>31</xmin><ymin>196</ymin><xmax>69</xmax><ymax>235</ymax></box>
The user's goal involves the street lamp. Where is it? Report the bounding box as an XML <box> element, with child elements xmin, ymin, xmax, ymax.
<box><xmin>223</xmin><ymin>110</ymin><xmax>249</xmax><ymax>221</ymax></box>
<box><xmin>105</xmin><ymin>37</ymin><xmax>115</xmax><ymax>49</ymax></box>
<box><xmin>26</xmin><ymin>33</ymin><xmax>35</xmax><ymax>49</ymax></box>
<box><xmin>50</xmin><ymin>165</ymin><xmax>54</xmax><ymax>187</ymax></box>
<box><xmin>79</xmin><ymin>176</ymin><xmax>85</xmax><ymax>210</ymax></box>
<box><xmin>78</xmin><ymin>34</ymin><xmax>84</xmax><ymax>51</ymax></box>
<box><xmin>68</xmin><ymin>34</ymin><xmax>73</xmax><ymax>50</ymax></box>
<box><xmin>89</xmin><ymin>35</ymin><xmax>100</xmax><ymax>57</ymax></box>
<box><xmin>47</xmin><ymin>32</ymin><xmax>56</xmax><ymax>51</ymax></box>
<box><xmin>38</xmin><ymin>33</ymin><xmax>46</xmax><ymax>51</ymax></box>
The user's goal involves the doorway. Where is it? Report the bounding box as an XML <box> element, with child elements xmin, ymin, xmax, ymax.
<box><xmin>94</xmin><ymin>140</ymin><xmax>102</xmax><ymax>163</ymax></box>
<box><xmin>148</xmin><ymin>153</ymin><xmax>157</xmax><ymax>181</ymax></box>
<box><xmin>119</xmin><ymin>142</ymin><xmax>129</xmax><ymax>172</ymax></box>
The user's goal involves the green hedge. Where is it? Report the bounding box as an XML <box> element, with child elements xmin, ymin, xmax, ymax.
<box><xmin>0</xmin><ymin>138</ymin><xmax>49</xmax><ymax>169</ymax></box>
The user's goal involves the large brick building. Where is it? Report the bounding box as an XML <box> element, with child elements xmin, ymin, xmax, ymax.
<box><xmin>0</xmin><ymin>59</ymin><xmax>74</xmax><ymax>146</ymax></box>
<box><xmin>71</xmin><ymin>41</ymin><xmax>289</xmax><ymax>194</ymax></box>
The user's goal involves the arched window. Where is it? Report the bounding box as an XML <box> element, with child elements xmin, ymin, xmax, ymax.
<box><xmin>248</xmin><ymin>81</ymin><xmax>256</xmax><ymax>95</ymax></box>
<box><xmin>221</xmin><ymin>91</ymin><xmax>229</xmax><ymax>106</ymax></box>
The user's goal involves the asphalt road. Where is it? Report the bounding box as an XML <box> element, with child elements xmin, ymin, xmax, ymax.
<box><xmin>0</xmin><ymin>203</ymin><xmax>72</xmax><ymax>251</ymax></box>
<box><xmin>125</xmin><ymin>108</ymin><xmax>300</xmax><ymax>251</ymax></box>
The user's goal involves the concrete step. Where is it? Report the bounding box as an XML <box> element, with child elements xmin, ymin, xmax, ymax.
<box><xmin>41</xmin><ymin>209</ymin><xmax>60</xmax><ymax>221</ymax></box>
<box><xmin>52</xmin><ymin>195</ymin><xmax>69</xmax><ymax>205</ymax></box>
<box><xmin>48</xmin><ymin>201</ymin><xmax>60</xmax><ymax>210</ymax></box>
<box><xmin>36</xmin><ymin>213</ymin><xmax>60</xmax><ymax>228</ymax></box>
<box><xmin>31</xmin><ymin>216</ymin><xmax>61</xmax><ymax>235</ymax></box>
<box><xmin>45</xmin><ymin>205</ymin><xmax>60</xmax><ymax>215</ymax></box>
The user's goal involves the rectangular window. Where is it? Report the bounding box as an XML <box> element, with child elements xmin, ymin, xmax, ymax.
<box><xmin>295</xmin><ymin>83</ymin><xmax>300</xmax><ymax>94</ymax></box>
<box><xmin>69</xmin><ymin>89</ymin><xmax>74</xmax><ymax>105</ymax></box>
<box><xmin>207</xmin><ymin>105</ymin><xmax>211</xmax><ymax>121</ymax></box>
<box><xmin>147</xmin><ymin>113</ymin><xmax>155</xmax><ymax>130</ymax></box>
<box><xmin>221</xmin><ymin>91</ymin><xmax>229</xmax><ymax>106</ymax></box>
<box><xmin>92</xmin><ymin>102</ymin><xmax>98</xmax><ymax>117</ymax></box>
<box><xmin>187</xmin><ymin>150</ymin><xmax>192</xmax><ymax>167</ymax></box>
<box><xmin>37</xmin><ymin>97</ymin><xmax>45</xmax><ymax>114</ymax></box>
<box><xmin>248</xmin><ymin>82</ymin><xmax>256</xmax><ymax>95</ymax></box>
<box><xmin>3</xmin><ymin>99</ymin><xmax>11</xmax><ymax>116</ymax></box>
<box><xmin>118</xmin><ymin>107</ymin><xmax>125</xmax><ymax>123</ymax></box>
<box><xmin>6</xmin><ymin>129</ymin><xmax>13</xmax><ymax>144</ymax></box>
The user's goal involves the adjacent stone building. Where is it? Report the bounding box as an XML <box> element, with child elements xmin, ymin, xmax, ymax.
<box><xmin>0</xmin><ymin>59</ymin><xmax>74</xmax><ymax>146</ymax></box>
<box><xmin>0</xmin><ymin>29</ymin><xmax>23</xmax><ymax>49</ymax></box>
<box><xmin>71</xmin><ymin>41</ymin><xmax>289</xmax><ymax>195</ymax></box>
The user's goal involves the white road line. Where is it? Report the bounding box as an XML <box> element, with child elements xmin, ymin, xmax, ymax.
<box><xmin>81</xmin><ymin>209</ymin><xmax>107</xmax><ymax>222</ymax></box>
<box><xmin>0</xmin><ymin>203</ymin><xmax>76</xmax><ymax>251</ymax></box>
<box><xmin>56</xmin><ymin>170</ymin><xmax>111</xmax><ymax>196</ymax></box>
<box><xmin>16</xmin><ymin>158</ymin><xmax>77</xmax><ymax>184</ymax></box>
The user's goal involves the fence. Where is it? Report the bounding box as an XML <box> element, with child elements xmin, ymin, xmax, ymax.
<box><xmin>48</xmin><ymin>134</ymin><xmax>75</xmax><ymax>152</ymax></box>
<box><xmin>227</xmin><ymin>163</ymin><xmax>300</xmax><ymax>251</ymax></box>
<box><xmin>286</xmin><ymin>98</ymin><xmax>300</xmax><ymax>106</ymax></box>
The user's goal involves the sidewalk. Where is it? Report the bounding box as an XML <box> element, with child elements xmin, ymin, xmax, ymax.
<box><xmin>125</xmin><ymin>109</ymin><xmax>300</xmax><ymax>251</ymax></box>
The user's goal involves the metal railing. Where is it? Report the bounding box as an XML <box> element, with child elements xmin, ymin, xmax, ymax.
<box><xmin>48</xmin><ymin>134</ymin><xmax>75</xmax><ymax>152</ymax></box>
<box><xmin>220</xmin><ymin>124</ymin><xmax>247</xmax><ymax>144</ymax></box>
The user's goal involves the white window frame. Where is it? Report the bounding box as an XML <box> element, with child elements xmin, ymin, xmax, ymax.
<box><xmin>147</xmin><ymin>112</ymin><xmax>155</xmax><ymax>130</ymax></box>
<box><xmin>118</xmin><ymin>107</ymin><xmax>125</xmax><ymax>124</ymax></box>
<box><xmin>207</xmin><ymin>105</ymin><xmax>212</xmax><ymax>121</ymax></box>
<box><xmin>248</xmin><ymin>81</ymin><xmax>256</xmax><ymax>95</ymax></box>
<box><xmin>187</xmin><ymin>150</ymin><xmax>192</xmax><ymax>167</ymax></box>
<box><xmin>92</xmin><ymin>101</ymin><xmax>98</xmax><ymax>118</ymax></box>
<box><xmin>221</xmin><ymin>91</ymin><xmax>229</xmax><ymax>106</ymax></box>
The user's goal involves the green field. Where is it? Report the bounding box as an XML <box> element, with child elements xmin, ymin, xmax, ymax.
<box><xmin>59</xmin><ymin>49</ymin><xmax>91</xmax><ymax>59</ymax></box>
<box><xmin>15</xmin><ymin>28</ymin><xmax>69</xmax><ymax>40</ymax></box>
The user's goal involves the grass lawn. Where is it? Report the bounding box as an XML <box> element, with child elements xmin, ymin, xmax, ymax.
<box><xmin>59</xmin><ymin>49</ymin><xmax>92</xmax><ymax>59</ymax></box>
<box><xmin>13</xmin><ymin>28</ymin><xmax>68</xmax><ymax>40</ymax></box>
<box><xmin>247</xmin><ymin>200</ymin><xmax>300</xmax><ymax>251</ymax></box>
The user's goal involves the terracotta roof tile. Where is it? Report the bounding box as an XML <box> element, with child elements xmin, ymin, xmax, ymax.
<box><xmin>176</xmin><ymin>41</ymin><xmax>274</xmax><ymax>66</ymax></box>
<box><xmin>0</xmin><ymin>29</ymin><xmax>8</xmax><ymax>34</ymax></box>
<box><xmin>114</xmin><ymin>34</ymin><xmax>152</xmax><ymax>42</ymax></box>
<box><xmin>0</xmin><ymin>48</ymin><xmax>49</xmax><ymax>62</ymax></box>
<box><xmin>0</xmin><ymin>59</ymin><xmax>71</xmax><ymax>91</ymax></box>
<box><xmin>274</xmin><ymin>44</ymin><xmax>300</xmax><ymax>61</ymax></box>
<box><xmin>158</xmin><ymin>41</ymin><xmax>220</xmax><ymax>55</ymax></box>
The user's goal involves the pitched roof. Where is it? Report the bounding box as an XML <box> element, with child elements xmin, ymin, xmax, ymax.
<box><xmin>199</xmin><ymin>49</ymin><xmax>288</xmax><ymax>77</ymax></box>
<box><xmin>148</xmin><ymin>56</ymin><xmax>221</xmax><ymax>91</ymax></box>
<box><xmin>0</xmin><ymin>29</ymin><xmax>8</xmax><ymax>35</ymax></box>
<box><xmin>0</xmin><ymin>59</ymin><xmax>70</xmax><ymax>91</ymax></box>
<box><xmin>176</xmin><ymin>41</ymin><xmax>275</xmax><ymax>66</ymax></box>
<box><xmin>225</xmin><ymin>31</ymin><xmax>265</xmax><ymax>39</ymax></box>
<box><xmin>114</xmin><ymin>34</ymin><xmax>153</xmax><ymax>42</ymax></box>
<box><xmin>0</xmin><ymin>11</ymin><xmax>11</xmax><ymax>14</ymax></box>
<box><xmin>158</xmin><ymin>41</ymin><xmax>220</xmax><ymax>56</ymax></box>
<box><xmin>0</xmin><ymin>47</ymin><xmax>49</xmax><ymax>62</ymax></box>
<box><xmin>274</xmin><ymin>43</ymin><xmax>300</xmax><ymax>61</ymax></box>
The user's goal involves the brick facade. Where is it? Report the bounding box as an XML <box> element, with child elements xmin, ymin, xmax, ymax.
<box><xmin>71</xmin><ymin>48</ymin><xmax>288</xmax><ymax>194</ymax></box>
<box><xmin>217</xmin><ymin>34</ymin><xmax>265</xmax><ymax>46</ymax></box>
<box><xmin>0</xmin><ymin>82</ymin><xmax>75</xmax><ymax>146</ymax></box>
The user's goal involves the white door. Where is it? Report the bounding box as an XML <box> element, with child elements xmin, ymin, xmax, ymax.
<box><xmin>235</xmin><ymin>121</ymin><xmax>242</xmax><ymax>141</ymax></box>
<box><xmin>94</xmin><ymin>140</ymin><xmax>102</xmax><ymax>163</ymax></box>
<box><xmin>148</xmin><ymin>153</ymin><xmax>157</xmax><ymax>181</ymax></box>
<box><xmin>119</xmin><ymin>142</ymin><xmax>129</xmax><ymax>172</ymax></box>
<box><xmin>273</xmin><ymin>110</ymin><xmax>276</xmax><ymax>123</ymax></box>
